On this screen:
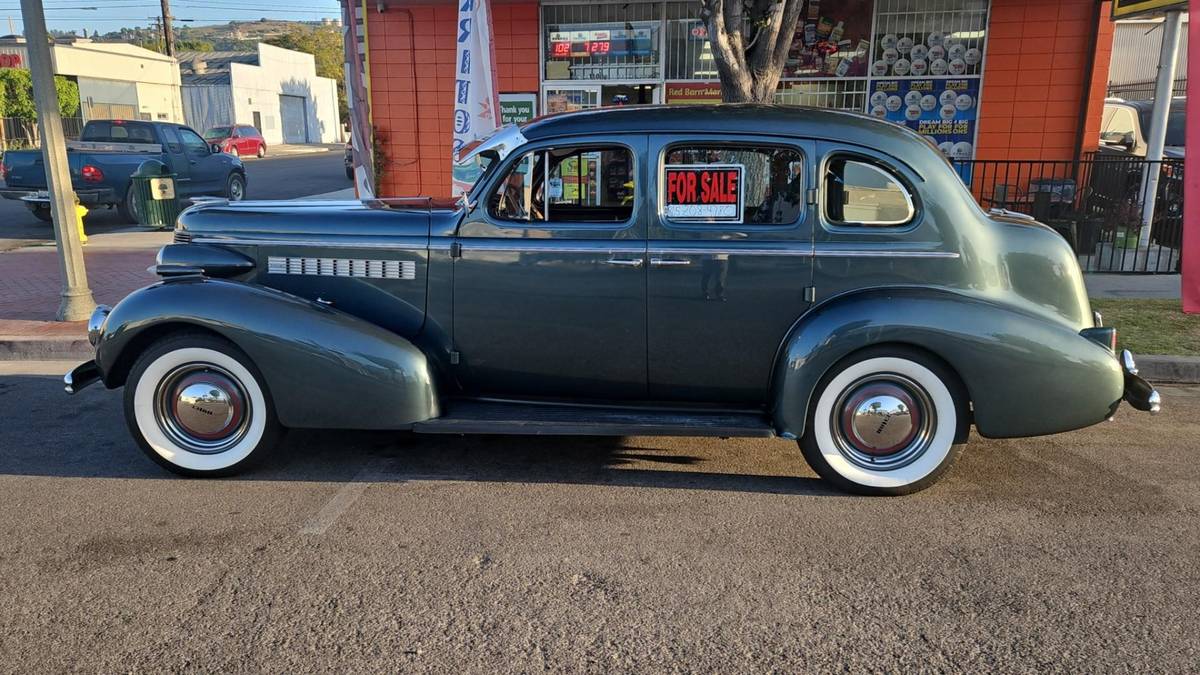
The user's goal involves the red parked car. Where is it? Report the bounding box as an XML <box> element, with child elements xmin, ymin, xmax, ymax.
<box><xmin>203</xmin><ymin>125</ymin><xmax>267</xmax><ymax>159</ymax></box>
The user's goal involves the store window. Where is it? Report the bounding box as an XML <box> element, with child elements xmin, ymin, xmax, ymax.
<box><xmin>824</xmin><ymin>156</ymin><xmax>914</xmax><ymax>226</ymax></box>
<box><xmin>663</xmin><ymin>145</ymin><xmax>806</xmax><ymax>226</ymax></box>
<box><xmin>544</xmin><ymin>4</ymin><xmax>661</xmax><ymax>82</ymax></box>
<box><xmin>490</xmin><ymin>146</ymin><xmax>635</xmax><ymax>224</ymax></box>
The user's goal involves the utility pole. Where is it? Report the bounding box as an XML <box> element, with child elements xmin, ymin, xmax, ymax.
<box><xmin>1137</xmin><ymin>10</ymin><xmax>1184</xmax><ymax>251</ymax></box>
<box><xmin>159</xmin><ymin>0</ymin><xmax>175</xmax><ymax>56</ymax></box>
<box><xmin>19</xmin><ymin>0</ymin><xmax>95</xmax><ymax>321</ymax></box>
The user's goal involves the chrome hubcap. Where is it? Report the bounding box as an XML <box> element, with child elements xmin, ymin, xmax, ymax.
<box><xmin>155</xmin><ymin>364</ymin><xmax>250</xmax><ymax>454</ymax></box>
<box><xmin>831</xmin><ymin>375</ymin><xmax>935</xmax><ymax>471</ymax></box>
<box><xmin>230</xmin><ymin>180</ymin><xmax>244</xmax><ymax>200</ymax></box>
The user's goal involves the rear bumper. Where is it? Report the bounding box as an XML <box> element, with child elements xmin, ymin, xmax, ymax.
<box><xmin>0</xmin><ymin>187</ymin><xmax>115</xmax><ymax>205</ymax></box>
<box><xmin>1120</xmin><ymin>350</ymin><xmax>1161</xmax><ymax>414</ymax></box>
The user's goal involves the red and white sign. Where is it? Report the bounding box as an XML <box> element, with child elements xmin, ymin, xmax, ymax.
<box><xmin>664</xmin><ymin>164</ymin><xmax>744</xmax><ymax>223</ymax></box>
<box><xmin>0</xmin><ymin>50</ymin><xmax>25</xmax><ymax>69</ymax></box>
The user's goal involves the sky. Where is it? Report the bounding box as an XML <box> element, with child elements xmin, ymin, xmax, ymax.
<box><xmin>1</xmin><ymin>0</ymin><xmax>342</xmax><ymax>35</ymax></box>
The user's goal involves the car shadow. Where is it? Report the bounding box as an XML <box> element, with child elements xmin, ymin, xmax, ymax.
<box><xmin>1</xmin><ymin>375</ymin><xmax>837</xmax><ymax>497</ymax></box>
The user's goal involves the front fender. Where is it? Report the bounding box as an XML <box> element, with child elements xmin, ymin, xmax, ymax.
<box><xmin>96</xmin><ymin>277</ymin><xmax>438</xmax><ymax>429</ymax></box>
<box><xmin>770</xmin><ymin>287</ymin><xmax>1124</xmax><ymax>439</ymax></box>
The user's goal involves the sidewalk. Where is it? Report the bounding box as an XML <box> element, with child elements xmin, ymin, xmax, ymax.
<box><xmin>1085</xmin><ymin>274</ymin><xmax>1181</xmax><ymax>299</ymax></box>
<box><xmin>266</xmin><ymin>143</ymin><xmax>340</xmax><ymax>157</ymax></box>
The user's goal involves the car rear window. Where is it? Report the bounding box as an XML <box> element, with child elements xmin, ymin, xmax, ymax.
<box><xmin>81</xmin><ymin>121</ymin><xmax>157</xmax><ymax>143</ymax></box>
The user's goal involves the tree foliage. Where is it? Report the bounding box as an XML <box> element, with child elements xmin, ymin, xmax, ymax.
<box><xmin>0</xmin><ymin>70</ymin><xmax>80</xmax><ymax>145</ymax></box>
<box><xmin>699</xmin><ymin>0</ymin><xmax>805</xmax><ymax>102</ymax></box>
<box><xmin>266</xmin><ymin>26</ymin><xmax>348</xmax><ymax>124</ymax></box>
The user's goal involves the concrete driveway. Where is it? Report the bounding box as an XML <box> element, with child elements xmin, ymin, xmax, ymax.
<box><xmin>0</xmin><ymin>362</ymin><xmax>1196</xmax><ymax>671</ymax></box>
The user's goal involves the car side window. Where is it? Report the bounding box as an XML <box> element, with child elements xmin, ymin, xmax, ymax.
<box><xmin>489</xmin><ymin>145</ymin><xmax>635</xmax><ymax>224</ymax></box>
<box><xmin>662</xmin><ymin>144</ymin><xmax>805</xmax><ymax>225</ymax></box>
<box><xmin>823</xmin><ymin>156</ymin><xmax>915</xmax><ymax>227</ymax></box>
<box><xmin>179</xmin><ymin>128</ymin><xmax>210</xmax><ymax>155</ymax></box>
<box><xmin>160</xmin><ymin>126</ymin><xmax>183</xmax><ymax>154</ymax></box>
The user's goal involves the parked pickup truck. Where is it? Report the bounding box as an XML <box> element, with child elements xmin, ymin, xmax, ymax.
<box><xmin>0</xmin><ymin>119</ymin><xmax>246</xmax><ymax>224</ymax></box>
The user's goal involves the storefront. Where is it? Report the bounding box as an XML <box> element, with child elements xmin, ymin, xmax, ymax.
<box><xmin>347</xmin><ymin>0</ymin><xmax>1113</xmax><ymax>197</ymax></box>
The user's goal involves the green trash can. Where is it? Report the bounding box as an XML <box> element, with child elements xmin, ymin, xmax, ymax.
<box><xmin>129</xmin><ymin>159</ymin><xmax>182</xmax><ymax>229</ymax></box>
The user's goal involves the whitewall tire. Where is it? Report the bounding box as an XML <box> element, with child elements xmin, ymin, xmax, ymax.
<box><xmin>799</xmin><ymin>348</ymin><xmax>967</xmax><ymax>495</ymax></box>
<box><xmin>124</xmin><ymin>333</ymin><xmax>281</xmax><ymax>476</ymax></box>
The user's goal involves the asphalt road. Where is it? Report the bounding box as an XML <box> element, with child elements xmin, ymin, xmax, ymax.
<box><xmin>0</xmin><ymin>151</ymin><xmax>349</xmax><ymax>251</ymax></box>
<box><xmin>0</xmin><ymin>361</ymin><xmax>1197</xmax><ymax>671</ymax></box>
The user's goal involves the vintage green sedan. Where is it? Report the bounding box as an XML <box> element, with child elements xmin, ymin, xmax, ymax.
<box><xmin>65</xmin><ymin>105</ymin><xmax>1160</xmax><ymax>495</ymax></box>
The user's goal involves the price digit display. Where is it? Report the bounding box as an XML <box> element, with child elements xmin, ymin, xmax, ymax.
<box><xmin>551</xmin><ymin>42</ymin><xmax>570</xmax><ymax>57</ymax></box>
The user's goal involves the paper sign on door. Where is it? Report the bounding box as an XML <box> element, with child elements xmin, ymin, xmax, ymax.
<box><xmin>663</xmin><ymin>164</ymin><xmax>744</xmax><ymax>223</ymax></box>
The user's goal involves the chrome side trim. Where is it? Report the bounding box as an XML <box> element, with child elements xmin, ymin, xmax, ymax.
<box><xmin>816</xmin><ymin>249</ymin><xmax>960</xmax><ymax>259</ymax></box>
<box><xmin>646</xmin><ymin>246</ymin><xmax>959</xmax><ymax>259</ymax></box>
<box><xmin>459</xmin><ymin>242</ymin><xmax>647</xmax><ymax>255</ymax></box>
<box><xmin>266</xmin><ymin>256</ymin><xmax>416</xmax><ymax>280</ymax></box>
<box><xmin>191</xmin><ymin>237</ymin><xmax>428</xmax><ymax>251</ymax></box>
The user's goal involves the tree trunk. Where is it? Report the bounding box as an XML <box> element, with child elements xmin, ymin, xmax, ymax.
<box><xmin>701</xmin><ymin>0</ymin><xmax>805</xmax><ymax>104</ymax></box>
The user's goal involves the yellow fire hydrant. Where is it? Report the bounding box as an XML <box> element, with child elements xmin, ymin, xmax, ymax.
<box><xmin>75</xmin><ymin>202</ymin><xmax>88</xmax><ymax>245</ymax></box>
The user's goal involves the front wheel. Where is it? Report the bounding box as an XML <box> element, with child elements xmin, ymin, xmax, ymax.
<box><xmin>124</xmin><ymin>333</ymin><xmax>282</xmax><ymax>476</ymax></box>
<box><xmin>799</xmin><ymin>347</ymin><xmax>968</xmax><ymax>496</ymax></box>
<box><xmin>226</xmin><ymin>173</ymin><xmax>246</xmax><ymax>201</ymax></box>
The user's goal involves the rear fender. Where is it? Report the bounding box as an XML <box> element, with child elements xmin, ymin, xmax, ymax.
<box><xmin>96</xmin><ymin>277</ymin><xmax>438</xmax><ymax>429</ymax></box>
<box><xmin>770</xmin><ymin>287</ymin><xmax>1124</xmax><ymax>439</ymax></box>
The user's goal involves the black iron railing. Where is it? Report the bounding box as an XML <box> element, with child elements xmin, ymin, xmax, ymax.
<box><xmin>953</xmin><ymin>153</ymin><xmax>1185</xmax><ymax>274</ymax></box>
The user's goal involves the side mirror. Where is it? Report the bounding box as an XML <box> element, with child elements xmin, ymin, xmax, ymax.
<box><xmin>210</xmin><ymin>143</ymin><xmax>222</xmax><ymax>154</ymax></box>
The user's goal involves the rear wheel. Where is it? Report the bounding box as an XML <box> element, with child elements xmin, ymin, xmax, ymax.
<box><xmin>256</xmin><ymin>144</ymin><xmax>266</xmax><ymax>158</ymax></box>
<box><xmin>124</xmin><ymin>332</ymin><xmax>282</xmax><ymax>476</ymax></box>
<box><xmin>799</xmin><ymin>347</ymin><xmax>968</xmax><ymax>496</ymax></box>
<box><xmin>29</xmin><ymin>204</ymin><xmax>53</xmax><ymax>223</ymax></box>
<box><xmin>118</xmin><ymin>184</ymin><xmax>139</xmax><ymax>224</ymax></box>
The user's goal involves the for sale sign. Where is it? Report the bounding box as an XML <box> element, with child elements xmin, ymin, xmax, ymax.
<box><xmin>663</xmin><ymin>164</ymin><xmax>744</xmax><ymax>223</ymax></box>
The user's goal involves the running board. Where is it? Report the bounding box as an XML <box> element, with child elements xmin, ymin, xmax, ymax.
<box><xmin>413</xmin><ymin>400</ymin><xmax>776</xmax><ymax>437</ymax></box>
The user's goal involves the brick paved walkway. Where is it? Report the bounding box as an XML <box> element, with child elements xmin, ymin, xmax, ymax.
<box><xmin>0</xmin><ymin>247</ymin><xmax>157</xmax><ymax>321</ymax></box>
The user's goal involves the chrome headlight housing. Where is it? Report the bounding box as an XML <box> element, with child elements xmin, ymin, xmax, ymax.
<box><xmin>87</xmin><ymin>304</ymin><xmax>112</xmax><ymax>347</ymax></box>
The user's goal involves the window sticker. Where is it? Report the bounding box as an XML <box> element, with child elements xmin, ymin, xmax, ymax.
<box><xmin>664</xmin><ymin>164</ymin><xmax>745</xmax><ymax>223</ymax></box>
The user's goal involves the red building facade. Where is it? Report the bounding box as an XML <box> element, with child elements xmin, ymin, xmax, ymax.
<box><xmin>348</xmin><ymin>0</ymin><xmax>1115</xmax><ymax>199</ymax></box>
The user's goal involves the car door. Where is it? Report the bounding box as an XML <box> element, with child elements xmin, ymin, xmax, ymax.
<box><xmin>238</xmin><ymin>126</ymin><xmax>256</xmax><ymax>155</ymax></box>
<box><xmin>177</xmin><ymin>126</ymin><xmax>224</xmax><ymax>196</ymax></box>
<box><xmin>646</xmin><ymin>135</ymin><xmax>816</xmax><ymax>404</ymax></box>
<box><xmin>451</xmin><ymin>134</ymin><xmax>648</xmax><ymax>400</ymax></box>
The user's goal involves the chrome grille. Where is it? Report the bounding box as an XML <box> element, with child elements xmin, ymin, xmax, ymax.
<box><xmin>266</xmin><ymin>256</ymin><xmax>415</xmax><ymax>280</ymax></box>
<box><xmin>173</xmin><ymin>230</ymin><xmax>192</xmax><ymax>244</ymax></box>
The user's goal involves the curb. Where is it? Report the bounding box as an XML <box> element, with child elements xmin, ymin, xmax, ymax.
<box><xmin>0</xmin><ymin>335</ymin><xmax>91</xmax><ymax>361</ymax></box>
<box><xmin>1137</xmin><ymin>355</ymin><xmax>1200</xmax><ymax>385</ymax></box>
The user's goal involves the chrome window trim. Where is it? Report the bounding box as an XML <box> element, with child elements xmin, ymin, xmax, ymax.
<box><xmin>823</xmin><ymin>159</ymin><xmax>917</xmax><ymax>227</ymax></box>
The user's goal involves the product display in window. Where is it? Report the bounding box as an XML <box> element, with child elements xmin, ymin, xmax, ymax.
<box><xmin>784</xmin><ymin>0</ymin><xmax>873</xmax><ymax>79</ymax></box>
<box><xmin>544</xmin><ymin>20</ymin><xmax>661</xmax><ymax>81</ymax></box>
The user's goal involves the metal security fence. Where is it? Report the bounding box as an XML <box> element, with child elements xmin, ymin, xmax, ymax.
<box><xmin>954</xmin><ymin>154</ymin><xmax>1185</xmax><ymax>274</ymax></box>
<box><xmin>1107</xmin><ymin>78</ymin><xmax>1188</xmax><ymax>101</ymax></box>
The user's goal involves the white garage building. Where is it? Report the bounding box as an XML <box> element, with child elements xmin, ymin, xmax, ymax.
<box><xmin>179</xmin><ymin>43</ymin><xmax>342</xmax><ymax>145</ymax></box>
<box><xmin>0</xmin><ymin>36</ymin><xmax>183</xmax><ymax>123</ymax></box>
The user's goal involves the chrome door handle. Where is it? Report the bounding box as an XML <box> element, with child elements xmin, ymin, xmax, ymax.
<box><xmin>650</xmin><ymin>258</ymin><xmax>691</xmax><ymax>267</ymax></box>
<box><xmin>604</xmin><ymin>258</ymin><xmax>644</xmax><ymax>267</ymax></box>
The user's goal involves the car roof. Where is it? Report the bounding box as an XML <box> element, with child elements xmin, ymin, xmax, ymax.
<box><xmin>519</xmin><ymin>103</ymin><xmax>923</xmax><ymax>146</ymax></box>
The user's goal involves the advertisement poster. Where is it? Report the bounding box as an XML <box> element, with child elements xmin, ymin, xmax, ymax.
<box><xmin>870</xmin><ymin>30</ymin><xmax>985</xmax><ymax>79</ymax></box>
<box><xmin>869</xmin><ymin>78</ymin><xmax>979</xmax><ymax>181</ymax></box>
<box><xmin>784</xmin><ymin>0</ymin><xmax>874</xmax><ymax>78</ymax></box>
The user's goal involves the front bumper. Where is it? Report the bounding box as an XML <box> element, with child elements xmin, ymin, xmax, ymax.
<box><xmin>1120</xmin><ymin>349</ymin><xmax>1161</xmax><ymax>414</ymax></box>
<box><xmin>64</xmin><ymin>360</ymin><xmax>102</xmax><ymax>395</ymax></box>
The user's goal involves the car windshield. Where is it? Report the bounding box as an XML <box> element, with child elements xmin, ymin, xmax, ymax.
<box><xmin>204</xmin><ymin>127</ymin><xmax>233</xmax><ymax>140</ymax></box>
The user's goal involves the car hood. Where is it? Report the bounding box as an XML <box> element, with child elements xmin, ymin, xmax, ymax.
<box><xmin>176</xmin><ymin>197</ymin><xmax>460</xmax><ymax>243</ymax></box>
<box><xmin>1163</xmin><ymin>146</ymin><xmax>1185</xmax><ymax>160</ymax></box>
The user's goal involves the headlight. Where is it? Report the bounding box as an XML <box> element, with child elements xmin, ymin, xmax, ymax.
<box><xmin>87</xmin><ymin>304</ymin><xmax>112</xmax><ymax>347</ymax></box>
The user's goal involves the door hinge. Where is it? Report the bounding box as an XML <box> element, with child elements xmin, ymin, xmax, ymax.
<box><xmin>806</xmin><ymin>188</ymin><xmax>818</xmax><ymax>205</ymax></box>
<box><xmin>449</xmin><ymin>350</ymin><xmax>460</xmax><ymax>365</ymax></box>
<box><xmin>804</xmin><ymin>286</ymin><xmax>816</xmax><ymax>302</ymax></box>
<box><xmin>449</xmin><ymin>241</ymin><xmax>462</xmax><ymax>259</ymax></box>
